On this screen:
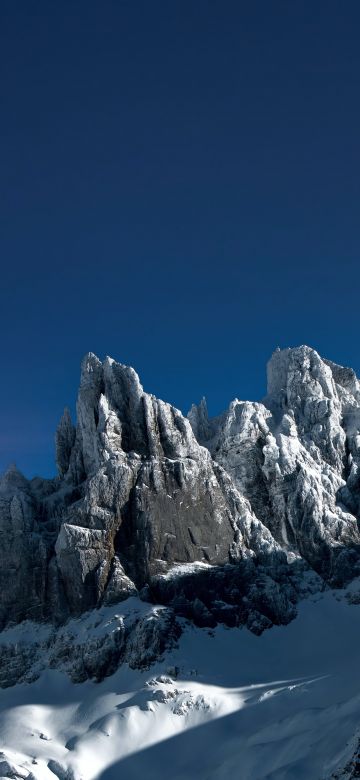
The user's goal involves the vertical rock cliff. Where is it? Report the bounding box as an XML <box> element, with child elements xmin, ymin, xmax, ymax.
<box><xmin>1</xmin><ymin>344</ymin><xmax>360</xmax><ymax>664</ymax></box>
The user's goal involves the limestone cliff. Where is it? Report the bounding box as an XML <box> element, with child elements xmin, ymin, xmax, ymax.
<box><xmin>1</xmin><ymin>345</ymin><xmax>360</xmax><ymax>685</ymax></box>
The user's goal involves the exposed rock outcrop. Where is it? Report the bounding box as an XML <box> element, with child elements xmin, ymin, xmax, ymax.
<box><xmin>2</xmin><ymin>345</ymin><xmax>360</xmax><ymax>686</ymax></box>
<box><xmin>0</xmin><ymin>601</ymin><xmax>180</xmax><ymax>688</ymax></box>
<box><xmin>189</xmin><ymin>345</ymin><xmax>360</xmax><ymax>583</ymax></box>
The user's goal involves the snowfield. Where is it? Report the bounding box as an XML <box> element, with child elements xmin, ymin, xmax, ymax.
<box><xmin>1</xmin><ymin>587</ymin><xmax>360</xmax><ymax>780</ymax></box>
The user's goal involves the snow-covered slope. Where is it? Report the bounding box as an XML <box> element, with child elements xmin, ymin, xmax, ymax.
<box><xmin>1</xmin><ymin>584</ymin><xmax>360</xmax><ymax>780</ymax></box>
<box><xmin>2</xmin><ymin>344</ymin><xmax>360</xmax><ymax>778</ymax></box>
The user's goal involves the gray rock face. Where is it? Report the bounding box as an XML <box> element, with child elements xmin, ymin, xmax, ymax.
<box><xmin>0</xmin><ymin>352</ymin><xmax>280</xmax><ymax>634</ymax></box>
<box><xmin>189</xmin><ymin>345</ymin><xmax>360</xmax><ymax>582</ymax></box>
<box><xmin>49</xmin><ymin>353</ymin><xmax>284</xmax><ymax>617</ymax></box>
<box><xmin>0</xmin><ymin>465</ymin><xmax>48</xmax><ymax>628</ymax></box>
<box><xmin>2</xmin><ymin>344</ymin><xmax>360</xmax><ymax>685</ymax></box>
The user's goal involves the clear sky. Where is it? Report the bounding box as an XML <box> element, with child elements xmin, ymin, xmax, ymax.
<box><xmin>1</xmin><ymin>1</ymin><xmax>360</xmax><ymax>478</ymax></box>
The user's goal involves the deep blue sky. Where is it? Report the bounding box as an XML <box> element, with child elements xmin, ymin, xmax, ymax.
<box><xmin>1</xmin><ymin>1</ymin><xmax>360</xmax><ymax>478</ymax></box>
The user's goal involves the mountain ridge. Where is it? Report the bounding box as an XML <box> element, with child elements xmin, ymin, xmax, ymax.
<box><xmin>1</xmin><ymin>344</ymin><xmax>360</xmax><ymax>687</ymax></box>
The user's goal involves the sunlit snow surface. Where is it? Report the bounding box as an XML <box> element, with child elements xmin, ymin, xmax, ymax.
<box><xmin>1</xmin><ymin>588</ymin><xmax>360</xmax><ymax>780</ymax></box>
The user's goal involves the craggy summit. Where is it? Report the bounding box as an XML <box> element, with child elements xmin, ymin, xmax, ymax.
<box><xmin>1</xmin><ymin>345</ymin><xmax>360</xmax><ymax>685</ymax></box>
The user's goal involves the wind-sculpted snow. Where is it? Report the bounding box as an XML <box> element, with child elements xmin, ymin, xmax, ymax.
<box><xmin>1</xmin><ymin>587</ymin><xmax>360</xmax><ymax>780</ymax></box>
<box><xmin>1</xmin><ymin>345</ymin><xmax>360</xmax><ymax>687</ymax></box>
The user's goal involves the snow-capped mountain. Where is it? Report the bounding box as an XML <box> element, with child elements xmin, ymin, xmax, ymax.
<box><xmin>2</xmin><ymin>345</ymin><xmax>360</xmax><ymax>779</ymax></box>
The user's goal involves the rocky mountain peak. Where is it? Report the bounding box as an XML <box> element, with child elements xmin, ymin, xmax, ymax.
<box><xmin>0</xmin><ymin>463</ymin><xmax>29</xmax><ymax>496</ymax></box>
<box><xmin>1</xmin><ymin>344</ymin><xmax>360</xmax><ymax>681</ymax></box>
